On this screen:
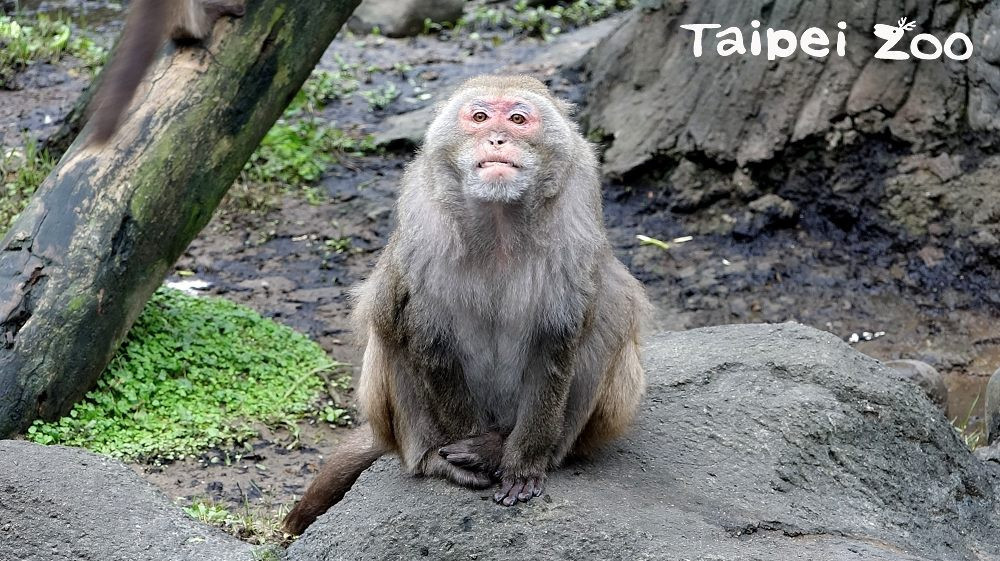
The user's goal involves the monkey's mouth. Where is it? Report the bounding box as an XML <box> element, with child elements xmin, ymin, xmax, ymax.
<box><xmin>477</xmin><ymin>160</ymin><xmax>519</xmax><ymax>169</ymax></box>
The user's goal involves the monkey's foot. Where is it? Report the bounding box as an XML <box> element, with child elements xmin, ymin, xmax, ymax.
<box><xmin>423</xmin><ymin>454</ymin><xmax>493</xmax><ymax>489</ymax></box>
<box><xmin>438</xmin><ymin>432</ymin><xmax>503</xmax><ymax>476</ymax></box>
<box><xmin>494</xmin><ymin>474</ymin><xmax>545</xmax><ymax>506</ymax></box>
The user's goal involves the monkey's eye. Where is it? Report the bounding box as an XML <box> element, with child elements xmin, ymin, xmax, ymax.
<box><xmin>472</xmin><ymin>111</ymin><xmax>489</xmax><ymax>123</ymax></box>
<box><xmin>509</xmin><ymin>113</ymin><xmax>526</xmax><ymax>125</ymax></box>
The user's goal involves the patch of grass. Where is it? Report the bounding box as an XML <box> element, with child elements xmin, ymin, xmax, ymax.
<box><xmin>359</xmin><ymin>82</ymin><xmax>400</xmax><ymax>111</ymax></box>
<box><xmin>1</xmin><ymin>138</ymin><xmax>55</xmax><ymax>233</ymax></box>
<box><xmin>244</xmin><ymin>119</ymin><xmax>376</xmax><ymax>188</ymax></box>
<box><xmin>185</xmin><ymin>500</ymin><xmax>231</xmax><ymax>525</ymax></box>
<box><xmin>236</xmin><ymin>64</ymin><xmax>377</xmax><ymax>207</ymax></box>
<box><xmin>184</xmin><ymin>498</ymin><xmax>291</xmax><ymax>546</ymax></box>
<box><xmin>27</xmin><ymin>287</ymin><xmax>351</xmax><ymax>461</ymax></box>
<box><xmin>0</xmin><ymin>13</ymin><xmax>107</xmax><ymax>87</ymax></box>
<box><xmin>288</xmin><ymin>64</ymin><xmax>361</xmax><ymax>115</ymax></box>
<box><xmin>952</xmin><ymin>393</ymin><xmax>985</xmax><ymax>451</ymax></box>
<box><xmin>454</xmin><ymin>0</ymin><xmax>637</xmax><ymax>40</ymax></box>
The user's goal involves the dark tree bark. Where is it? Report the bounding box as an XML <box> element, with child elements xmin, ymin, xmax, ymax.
<box><xmin>0</xmin><ymin>0</ymin><xmax>361</xmax><ymax>437</ymax></box>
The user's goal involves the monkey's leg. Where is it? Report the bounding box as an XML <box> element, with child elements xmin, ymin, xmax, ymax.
<box><xmin>395</xmin><ymin>367</ymin><xmax>494</xmax><ymax>489</ymax></box>
<box><xmin>566</xmin><ymin>335</ymin><xmax>644</xmax><ymax>458</ymax></box>
<box><xmin>361</xmin><ymin>331</ymin><xmax>493</xmax><ymax>489</ymax></box>
<box><xmin>561</xmin><ymin>265</ymin><xmax>646</xmax><ymax>461</ymax></box>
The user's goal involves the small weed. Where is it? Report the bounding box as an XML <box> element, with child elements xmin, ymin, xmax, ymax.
<box><xmin>454</xmin><ymin>0</ymin><xmax>636</xmax><ymax>40</ymax></box>
<box><xmin>184</xmin><ymin>498</ymin><xmax>291</xmax><ymax>546</ymax></box>
<box><xmin>27</xmin><ymin>287</ymin><xmax>351</xmax><ymax>461</ymax></box>
<box><xmin>952</xmin><ymin>393</ymin><xmax>986</xmax><ymax>451</ymax></box>
<box><xmin>289</xmin><ymin>66</ymin><xmax>360</xmax><ymax>114</ymax></box>
<box><xmin>324</xmin><ymin>237</ymin><xmax>352</xmax><ymax>254</ymax></box>
<box><xmin>359</xmin><ymin>82</ymin><xmax>400</xmax><ymax>111</ymax></box>
<box><xmin>321</xmin><ymin>405</ymin><xmax>349</xmax><ymax>424</ymax></box>
<box><xmin>185</xmin><ymin>501</ymin><xmax>231</xmax><ymax>525</ymax></box>
<box><xmin>0</xmin><ymin>138</ymin><xmax>55</xmax><ymax>233</ymax></box>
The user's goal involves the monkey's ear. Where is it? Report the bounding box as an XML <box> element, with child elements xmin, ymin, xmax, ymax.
<box><xmin>554</xmin><ymin>99</ymin><xmax>576</xmax><ymax>117</ymax></box>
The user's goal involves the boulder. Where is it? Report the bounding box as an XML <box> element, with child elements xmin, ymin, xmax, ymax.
<box><xmin>3</xmin><ymin>324</ymin><xmax>998</xmax><ymax>561</ymax></box>
<box><xmin>288</xmin><ymin>323</ymin><xmax>1000</xmax><ymax>561</ymax></box>
<box><xmin>884</xmin><ymin>359</ymin><xmax>948</xmax><ymax>414</ymax></box>
<box><xmin>347</xmin><ymin>0</ymin><xmax>465</xmax><ymax>38</ymax></box>
<box><xmin>0</xmin><ymin>441</ymin><xmax>253</xmax><ymax>561</ymax></box>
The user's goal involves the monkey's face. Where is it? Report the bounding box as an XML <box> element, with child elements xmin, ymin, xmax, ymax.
<box><xmin>450</xmin><ymin>96</ymin><xmax>545</xmax><ymax>203</ymax></box>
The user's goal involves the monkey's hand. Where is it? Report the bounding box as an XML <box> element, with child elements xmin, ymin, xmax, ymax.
<box><xmin>494</xmin><ymin>431</ymin><xmax>556</xmax><ymax>506</ymax></box>
<box><xmin>494</xmin><ymin>458</ymin><xmax>546</xmax><ymax>507</ymax></box>
<box><xmin>438</xmin><ymin>432</ymin><xmax>504</xmax><ymax>477</ymax></box>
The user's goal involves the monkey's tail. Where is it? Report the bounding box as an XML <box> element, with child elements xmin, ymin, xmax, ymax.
<box><xmin>86</xmin><ymin>0</ymin><xmax>170</xmax><ymax>145</ymax></box>
<box><xmin>282</xmin><ymin>424</ymin><xmax>386</xmax><ymax>535</ymax></box>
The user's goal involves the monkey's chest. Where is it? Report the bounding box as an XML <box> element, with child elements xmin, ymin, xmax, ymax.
<box><xmin>413</xmin><ymin>260</ymin><xmax>577</xmax><ymax>426</ymax></box>
<box><xmin>449</xmin><ymin>312</ymin><xmax>533</xmax><ymax>428</ymax></box>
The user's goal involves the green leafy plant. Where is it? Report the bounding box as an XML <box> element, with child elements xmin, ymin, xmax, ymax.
<box><xmin>1</xmin><ymin>138</ymin><xmax>55</xmax><ymax>233</ymax></box>
<box><xmin>455</xmin><ymin>0</ymin><xmax>636</xmax><ymax>39</ymax></box>
<box><xmin>324</xmin><ymin>236</ymin><xmax>352</xmax><ymax>254</ymax></box>
<box><xmin>0</xmin><ymin>14</ymin><xmax>107</xmax><ymax>87</ymax></box>
<box><xmin>185</xmin><ymin>500</ymin><xmax>231</xmax><ymax>525</ymax></box>
<box><xmin>245</xmin><ymin>119</ymin><xmax>376</xmax><ymax>187</ymax></box>
<box><xmin>185</xmin><ymin>498</ymin><xmax>291</xmax><ymax>545</ymax></box>
<box><xmin>238</xmin><ymin>64</ymin><xmax>376</xmax><ymax>204</ymax></box>
<box><xmin>288</xmin><ymin>65</ymin><xmax>361</xmax><ymax>114</ymax></box>
<box><xmin>27</xmin><ymin>287</ymin><xmax>350</xmax><ymax>461</ymax></box>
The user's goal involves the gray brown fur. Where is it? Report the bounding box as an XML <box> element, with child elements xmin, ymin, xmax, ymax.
<box><xmin>87</xmin><ymin>0</ymin><xmax>244</xmax><ymax>145</ymax></box>
<box><xmin>283</xmin><ymin>75</ymin><xmax>649</xmax><ymax>534</ymax></box>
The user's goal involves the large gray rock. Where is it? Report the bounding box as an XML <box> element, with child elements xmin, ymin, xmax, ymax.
<box><xmin>288</xmin><ymin>323</ymin><xmax>1000</xmax><ymax>561</ymax></box>
<box><xmin>0</xmin><ymin>441</ymin><xmax>253</xmax><ymax>561</ymax></box>
<box><xmin>884</xmin><ymin>359</ymin><xmax>948</xmax><ymax>414</ymax></box>
<box><xmin>347</xmin><ymin>0</ymin><xmax>464</xmax><ymax>37</ymax></box>
<box><xmin>583</xmin><ymin>1</ymin><xmax>1000</xmax><ymax>176</ymax></box>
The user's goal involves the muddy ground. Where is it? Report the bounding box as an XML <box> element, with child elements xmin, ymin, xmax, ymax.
<box><xmin>3</xmin><ymin>0</ymin><xmax>998</xmax><ymax>538</ymax></box>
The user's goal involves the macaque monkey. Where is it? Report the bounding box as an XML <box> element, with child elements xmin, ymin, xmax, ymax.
<box><xmin>283</xmin><ymin>75</ymin><xmax>649</xmax><ymax>535</ymax></box>
<box><xmin>87</xmin><ymin>0</ymin><xmax>245</xmax><ymax>145</ymax></box>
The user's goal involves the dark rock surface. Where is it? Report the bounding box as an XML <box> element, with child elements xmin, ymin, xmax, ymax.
<box><xmin>0</xmin><ymin>441</ymin><xmax>253</xmax><ymax>561</ymax></box>
<box><xmin>288</xmin><ymin>323</ymin><xmax>1000</xmax><ymax>561</ymax></box>
<box><xmin>3</xmin><ymin>324</ymin><xmax>999</xmax><ymax>561</ymax></box>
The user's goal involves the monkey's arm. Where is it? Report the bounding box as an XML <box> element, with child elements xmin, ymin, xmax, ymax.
<box><xmin>494</xmin><ymin>328</ymin><xmax>580</xmax><ymax>506</ymax></box>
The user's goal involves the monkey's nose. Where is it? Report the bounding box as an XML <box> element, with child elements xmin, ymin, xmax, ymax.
<box><xmin>488</xmin><ymin>133</ymin><xmax>506</xmax><ymax>146</ymax></box>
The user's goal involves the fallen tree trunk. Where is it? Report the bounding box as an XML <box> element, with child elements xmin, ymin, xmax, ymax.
<box><xmin>0</xmin><ymin>0</ymin><xmax>361</xmax><ymax>437</ymax></box>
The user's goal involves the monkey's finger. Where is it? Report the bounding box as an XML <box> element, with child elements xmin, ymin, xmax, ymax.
<box><xmin>531</xmin><ymin>477</ymin><xmax>544</xmax><ymax>497</ymax></box>
<box><xmin>441</xmin><ymin>452</ymin><xmax>479</xmax><ymax>467</ymax></box>
<box><xmin>438</xmin><ymin>445</ymin><xmax>462</xmax><ymax>456</ymax></box>
<box><xmin>495</xmin><ymin>479</ymin><xmax>516</xmax><ymax>506</ymax></box>
<box><xmin>517</xmin><ymin>477</ymin><xmax>542</xmax><ymax>502</ymax></box>
<box><xmin>499</xmin><ymin>479</ymin><xmax>526</xmax><ymax>507</ymax></box>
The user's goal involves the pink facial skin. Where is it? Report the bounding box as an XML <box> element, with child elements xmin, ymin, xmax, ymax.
<box><xmin>459</xmin><ymin>97</ymin><xmax>542</xmax><ymax>182</ymax></box>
